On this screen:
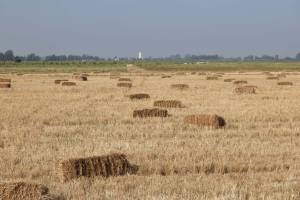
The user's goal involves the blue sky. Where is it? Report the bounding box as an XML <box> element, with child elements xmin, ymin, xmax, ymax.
<box><xmin>0</xmin><ymin>0</ymin><xmax>299</xmax><ymax>57</ymax></box>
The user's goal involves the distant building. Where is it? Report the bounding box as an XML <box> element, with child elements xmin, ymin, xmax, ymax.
<box><xmin>138</xmin><ymin>51</ymin><xmax>143</xmax><ymax>60</ymax></box>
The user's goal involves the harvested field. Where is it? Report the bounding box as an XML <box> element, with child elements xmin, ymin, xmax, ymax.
<box><xmin>234</xmin><ymin>85</ymin><xmax>256</xmax><ymax>94</ymax></box>
<box><xmin>61</xmin><ymin>81</ymin><xmax>76</xmax><ymax>86</ymax></box>
<box><xmin>0</xmin><ymin>70</ymin><xmax>300</xmax><ymax>200</ymax></box>
<box><xmin>278</xmin><ymin>81</ymin><xmax>293</xmax><ymax>86</ymax></box>
<box><xmin>153</xmin><ymin>100</ymin><xmax>184</xmax><ymax>108</ymax></box>
<box><xmin>0</xmin><ymin>83</ymin><xmax>11</xmax><ymax>88</ymax></box>
<box><xmin>129</xmin><ymin>93</ymin><xmax>150</xmax><ymax>100</ymax></box>
<box><xmin>170</xmin><ymin>84</ymin><xmax>189</xmax><ymax>90</ymax></box>
<box><xmin>183</xmin><ymin>114</ymin><xmax>226</xmax><ymax>128</ymax></box>
<box><xmin>59</xmin><ymin>154</ymin><xmax>138</xmax><ymax>182</ymax></box>
<box><xmin>133</xmin><ymin>108</ymin><xmax>168</xmax><ymax>118</ymax></box>
<box><xmin>117</xmin><ymin>82</ymin><xmax>132</xmax><ymax>88</ymax></box>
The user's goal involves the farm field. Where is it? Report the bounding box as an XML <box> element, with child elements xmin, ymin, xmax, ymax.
<box><xmin>0</xmin><ymin>66</ymin><xmax>300</xmax><ymax>199</ymax></box>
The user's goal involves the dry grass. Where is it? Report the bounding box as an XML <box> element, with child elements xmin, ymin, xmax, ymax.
<box><xmin>0</xmin><ymin>71</ymin><xmax>300</xmax><ymax>199</ymax></box>
<box><xmin>0</xmin><ymin>182</ymin><xmax>56</xmax><ymax>200</ymax></box>
<box><xmin>153</xmin><ymin>100</ymin><xmax>184</xmax><ymax>108</ymax></box>
<box><xmin>183</xmin><ymin>114</ymin><xmax>226</xmax><ymax>128</ymax></box>
<box><xmin>133</xmin><ymin>108</ymin><xmax>168</xmax><ymax>118</ymax></box>
<box><xmin>58</xmin><ymin>154</ymin><xmax>138</xmax><ymax>182</ymax></box>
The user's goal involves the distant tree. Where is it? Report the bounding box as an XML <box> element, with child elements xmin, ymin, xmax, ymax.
<box><xmin>4</xmin><ymin>50</ymin><xmax>14</xmax><ymax>61</ymax></box>
<box><xmin>26</xmin><ymin>53</ymin><xmax>41</xmax><ymax>61</ymax></box>
<box><xmin>296</xmin><ymin>53</ymin><xmax>300</xmax><ymax>60</ymax></box>
<box><xmin>0</xmin><ymin>52</ymin><xmax>4</xmax><ymax>61</ymax></box>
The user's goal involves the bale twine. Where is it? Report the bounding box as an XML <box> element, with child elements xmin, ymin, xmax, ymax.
<box><xmin>171</xmin><ymin>84</ymin><xmax>189</xmax><ymax>90</ymax></box>
<box><xmin>233</xmin><ymin>80</ymin><xmax>248</xmax><ymax>84</ymax></box>
<box><xmin>235</xmin><ymin>85</ymin><xmax>256</xmax><ymax>94</ymax></box>
<box><xmin>118</xmin><ymin>78</ymin><xmax>131</xmax><ymax>82</ymax></box>
<box><xmin>224</xmin><ymin>78</ymin><xmax>235</xmax><ymax>82</ymax></box>
<box><xmin>206</xmin><ymin>76</ymin><xmax>218</xmax><ymax>80</ymax></box>
<box><xmin>277</xmin><ymin>82</ymin><xmax>293</xmax><ymax>86</ymax></box>
<box><xmin>61</xmin><ymin>81</ymin><xmax>76</xmax><ymax>86</ymax></box>
<box><xmin>133</xmin><ymin>108</ymin><xmax>168</xmax><ymax>118</ymax></box>
<box><xmin>129</xmin><ymin>93</ymin><xmax>150</xmax><ymax>100</ymax></box>
<box><xmin>153</xmin><ymin>100</ymin><xmax>183</xmax><ymax>108</ymax></box>
<box><xmin>184</xmin><ymin>114</ymin><xmax>226</xmax><ymax>128</ymax></box>
<box><xmin>0</xmin><ymin>83</ymin><xmax>11</xmax><ymax>88</ymax></box>
<box><xmin>117</xmin><ymin>82</ymin><xmax>132</xmax><ymax>88</ymax></box>
<box><xmin>54</xmin><ymin>79</ymin><xmax>68</xmax><ymax>84</ymax></box>
<box><xmin>0</xmin><ymin>182</ymin><xmax>53</xmax><ymax>200</ymax></box>
<box><xmin>0</xmin><ymin>78</ymin><xmax>11</xmax><ymax>83</ymax></box>
<box><xmin>58</xmin><ymin>153</ymin><xmax>138</xmax><ymax>182</ymax></box>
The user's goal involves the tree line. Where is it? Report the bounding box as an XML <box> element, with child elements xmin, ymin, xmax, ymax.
<box><xmin>0</xmin><ymin>50</ymin><xmax>300</xmax><ymax>62</ymax></box>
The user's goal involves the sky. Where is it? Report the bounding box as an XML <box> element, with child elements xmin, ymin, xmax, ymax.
<box><xmin>0</xmin><ymin>0</ymin><xmax>299</xmax><ymax>58</ymax></box>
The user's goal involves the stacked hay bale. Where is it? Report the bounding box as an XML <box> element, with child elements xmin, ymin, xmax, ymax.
<box><xmin>161</xmin><ymin>75</ymin><xmax>172</xmax><ymax>79</ymax></box>
<box><xmin>153</xmin><ymin>100</ymin><xmax>184</xmax><ymax>108</ymax></box>
<box><xmin>58</xmin><ymin>153</ymin><xmax>138</xmax><ymax>182</ymax></box>
<box><xmin>171</xmin><ymin>84</ymin><xmax>189</xmax><ymax>90</ymax></box>
<box><xmin>74</xmin><ymin>75</ymin><xmax>88</xmax><ymax>81</ymax></box>
<box><xmin>118</xmin><ymin>78</ymin><xmax>131</xmax><ymax>82</ymax></box>
<box><xmin>0</xmin><ymin>78</ymin><xmax>11</xmax><ymax>88</ymax></box>
<box><xmin>129</xmin><ymin>93</ymin><xmax>150</xmax><ymax>100</ymax></box>
<box><xmin>235</xmin><ymin>85</ymin><xmax>257</xmax><ymax>94</ymax></box>
<box><xmin>206</xmin><ymin>76</ymin><xmax>218</xmax><ymax>80</ymax></box>
<box><xmin>54</xmin><ymin>79</ymin><xmax>68</xmax><ymax>84</ymax></box>
<box><xmin>224</xmin><ymin>78</ymin><xmax>235</xmax><ymax>82</ymax></box>
<box><xmin>61</xmin><ymin>81</ymin><xmax>76</xmax><ymax>86</ymax></box>
<box><xmin>266</xmin><ymin>76</ymin><xmax>279</xmax><ymax>80</ymax></box>
<box><xmin>117</xmin><ymin>77</ymin><xmax>132</xmax><ymax>88</ymax></box>
<box><xmin>133</xmin><ymin>108</ymin><xmax>168</xmax><ymax>118</ymax></box>
<box><xmin>184</xmin><ymin>114</ymin><xmax>226</xmax><ymax>128</ymax></box>
<box><xmin>233</xmin><ymin>80</ymin><xmax>248</xmax><ymax>85</ymax></box>
<box><xmin>277</xmin><ymin>82</ymin><xmax>293</xmax><ymax>86</ymax></box>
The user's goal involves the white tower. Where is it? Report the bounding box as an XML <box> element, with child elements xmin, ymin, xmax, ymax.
<box><xmin>138</xmin><ymin>51</ymin><xmax>143</xmax><ymax>60</ymax></box>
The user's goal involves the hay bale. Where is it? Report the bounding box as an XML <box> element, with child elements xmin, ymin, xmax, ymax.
<box><xmin>235</xmin><ymin>85</ymin><xmax>256</xmax><ymax>94</ymax></box>
<box><xmin>74</xmin><ymin>75</ymin><xmax>88</xmax><ymax>81</ymax></box>
<box><xmin>61</xmin><ymin>81</ymin><xmax>76</xmax><ymax>86</ymax></box>
<box><xmin>117</xmin><ymin>82</ymin><xmax>132</xmax><ymax>88</ymax></box>
<box><xmin>118</xmin><ymin>78</ymin><xmax>131</xmax><ymax>82</ymax></box>
<box><xmin>191</xmin><ymin>72</ymin><xmax>197</xmax><ymax>75</ymax></box>
<box><xmin>58</xmin><ymin>153</ymin><xmax>138</xmax><ymax>182</ymax></box>
<box><xmin>133</xmin><ymin>108</ymin><xmax>168</xmax><ymax>118</ymax></box>
<box><xmin>0</xmin><ymin>78</ymin><xmax>11</xmax><ymax>83</ymax></box>
<box><xmin>153</xmin><ymin>100</ymin><xmax>184</xmax><ymax>108</ymax></box>
<box><xmin>198</xmin><ymin>72</ymin><xmax>207</xmax><ymax>76</ymax></box>
<box><xmin>161</xmin><ymin>75</ymin><xmax>172</xmax><ymax>78</ymax></box>
<box><xmin>54</xmin><ymin>79</ymin><xmax>68</xmax><ymax>84</ymax></box>
<box><xmin>0</xmin><ymin>182</ymin><xmax>52</xmax><ymax>200</ymax></box>
<box><xmin>224</xmin><ymin>78</ymin><xmax>235</xmax><ymax>82</ymax></box>
<box><xmin>171</xmin><ymin>84</ymin><xmax>189</xmax><ymax>90</ymax></box>
<box><xmin>233</xmin><ymin>80</ymin><xmax>248</xmax><ymax>84</ymax></box>
<box><xmin>266</xmin><ymin>76</ymin><xmax>279</xmax><ymax>80</ymax></box>
<box><xmin>206</xmin><ymin>76</ymin><xmax>218</xmax><ymax>80</ymax></box>
<box><xmin>184</xmin><ymin>114</ymin><xmax>226</xmax><ymax>128</ymax></box>
<box><xmin>0</xmin><ymin>83</ymin><xmax>11</xmax><ymax>88</ymax></box>
<box><xmin>278</xmin><ymin>82</ymin><xmax>293</xmax><ymax>86</ymax></box>
<box><xmin>129</xmin><ymin>93</ymin><xmax>150</xmax><ymax>100</ymax></box>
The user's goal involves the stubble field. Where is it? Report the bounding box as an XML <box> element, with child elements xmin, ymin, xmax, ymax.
<box><xmin>0</xmin><ymin>69</ymin><xmax>300</xmax><ymax>199</ymax></box>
